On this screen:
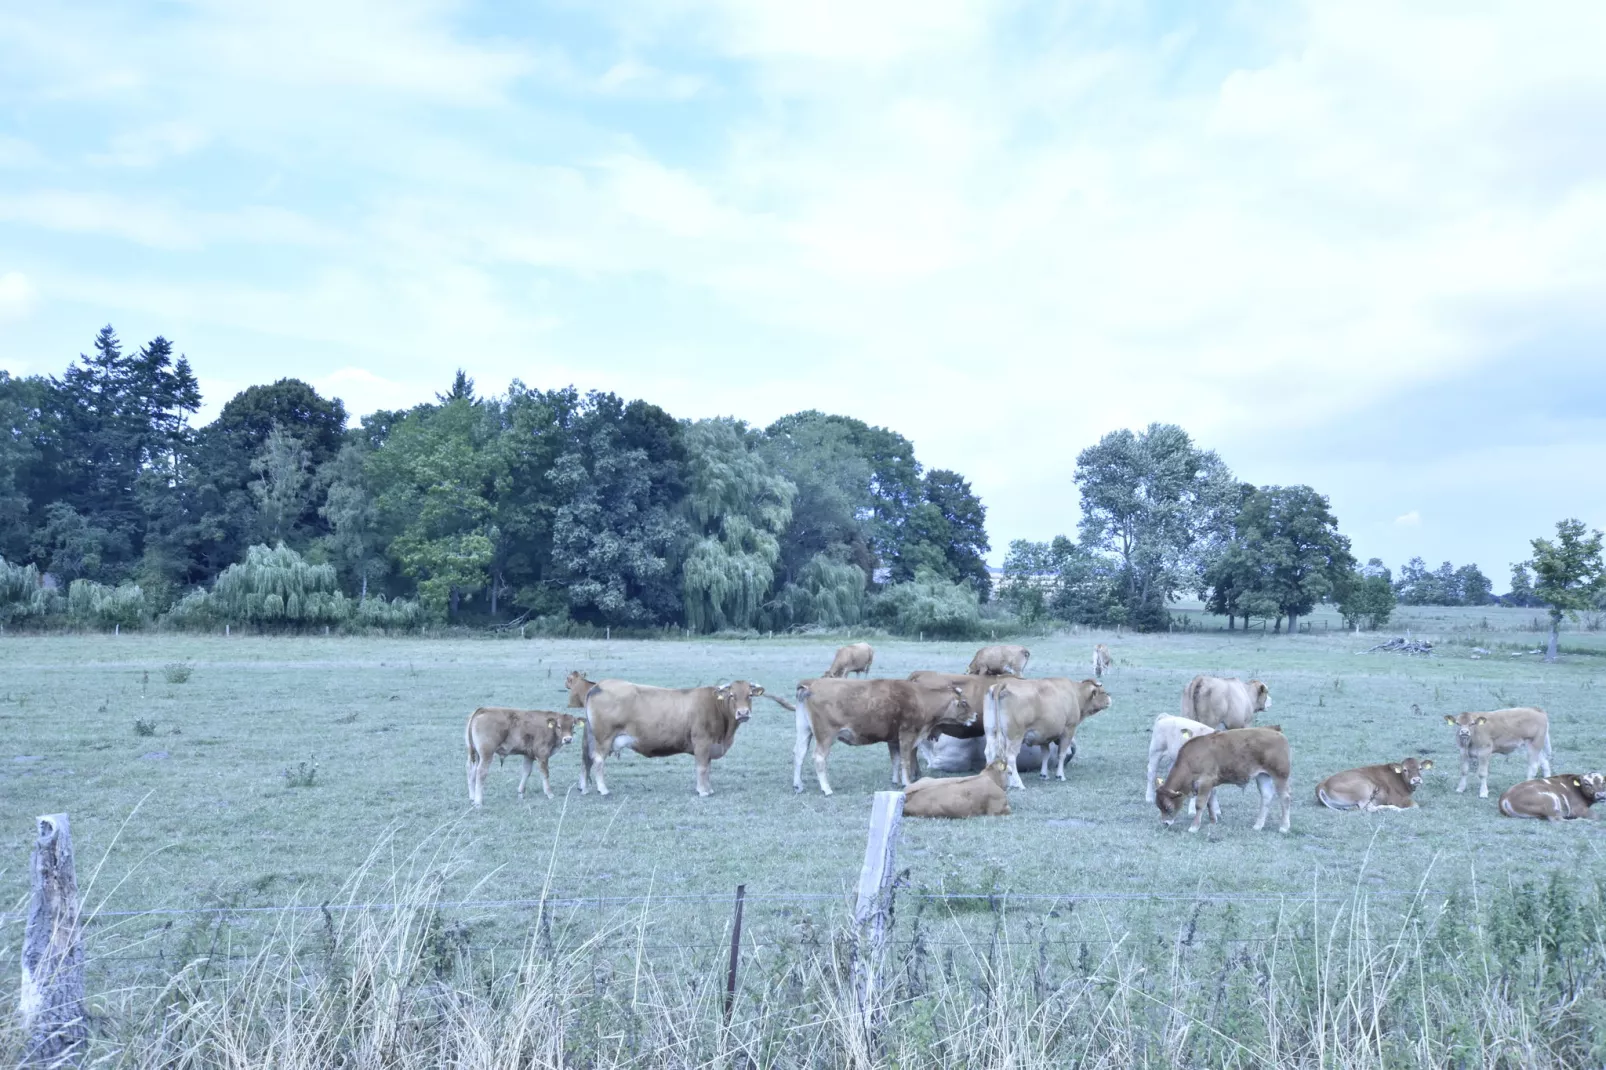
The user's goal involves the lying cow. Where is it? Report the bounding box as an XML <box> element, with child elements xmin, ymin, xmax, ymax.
<box><xmin>581</xmin><ymin>680</ymin><xmax>791</xmax><ymax>797</ymax></box>
<box><xmin>1315</xmin><ymin>758</ymin><xmax>1433</xmax><ymax>812</ymax></box>
<box><xmin>1445</xmin><ymin>707</ymin><xmax>1551</xmax><ymax>798</ymax></box>
<box><xmin>1145</xmin><ymin>715</ymin><xmax>1216</xmax><ymax>802</ymax></box>
<box><xmin>1498</xmin><ymin>773</ymin><xmax>1606</xmax><ymax>821</ymax></box>
<box><xmin>465</xmin><ymin>707</ymin><xmax>582</xmax><ymax>806</ymax></box>
<box><xmin>1093</xmin><ymin>643</ymin><xmax>1111</xmax><ymax>679</ymax></box>
<box><xmin>919</xmin><ymin>734</ymin><xmax>1047</xmax><ymax>775</ymax></box>
<box><xmin>902</xmin><ymin>759</ymin><xmax>1011</xmax><ymax>818</ymax></box>
<box><xmin>824</xmin><ymin>643</ymin><xmax>875</xmax><ymax>678</ymax></box>
<box><xmin>985</xmin><ymin>677</ymin><xmax>1111</xmax><ymax>788</ymax></box>
<box><xmin>793</xmin><ymin>678</ymin><xmax>975</xmax><ymax>795</ymax></box>
<box><xmin>967</xmin><ymin>644</ymin><xmax>1030</xmax><ymax>677</ymax></box>
<box><xmin>1180</xmin><ymin>675</ymin><xmax>1269</xmax><ymax>730</ymax></box>
<box><xmin>1154</xmin><ymin>727</ymin><xmax>1292</xmax><ymax>833</ymax></box>
<box><xmin>565</xmin><ymin>670</ymin><xmax>597</xmax><ymax>708</ymax></box>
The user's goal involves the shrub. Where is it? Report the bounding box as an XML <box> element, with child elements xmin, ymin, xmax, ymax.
<box><xmin>282</xmin><ymin>756</ymin><xmax>319</xmax><ymax>788</ymax></box>
<box><xmin>66</xmin><ymin>578</ymin><xmax>148</xmax><ymax>629</ymax></box>
<box><xmin>163</xmin><ymin>663</ymin><xmax>193</xmax><ymax>684</ymax></box>
<box><xmin>765</xmin><ymin>553</ymin><xmax>867</xmax><ymax>631</ymax></box>
<box><xmin>869</xmin><ymin>568</ymin><xmax>984</xmax><ymax>639</ymax></box>
<box><xmin>133</xmin><ymin>717</ymin><xmax>158</xmax><ymax>737</ymax></box>
<box><xmin>0</xmin><ymin>557</ymin><xmax>58</xmax><ymax>624</ymax></box>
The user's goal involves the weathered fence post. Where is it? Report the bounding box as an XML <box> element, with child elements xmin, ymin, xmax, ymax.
<box><xmin>21</xmin><ymin>813</ymin><xmax>86</xmax><ymax>1067</ymax></box>
<box><xmin>853</xmin><ymin>791</ymin><xmax>904</xmax><ymax>1032</ymax></box>
<box><xmin>722</xmin><ymin>884</ymin><xmax>746</xmax><ymax>1029</ymax></box>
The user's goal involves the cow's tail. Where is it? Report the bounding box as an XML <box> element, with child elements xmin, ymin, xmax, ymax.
<box><xmin>465</xmin><ymin>708</ymin><xmax>480</xmax><ymax>764</ymax></box>
<box><xmin>580</xmin><ymin>686</ymin><xmax>601</xmax><ymax>770</ymax></box>
<box><xmin>764</xmin><ymin>693</ymin><xmax>798</xmax><ymax>712</ymax></box>
<box><xmin>1315</xmin><ymin>784</ymin><xmax>1350</xmax><ymax>811</ymax></box>
<box><xmin>1499</xmin><ymin>795</ymin><xmax>1516</xmax><ymax>818</ymax></box>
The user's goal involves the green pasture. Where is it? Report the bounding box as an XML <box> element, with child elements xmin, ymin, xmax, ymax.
<box><xmin>1</xmin><ymin>604</ymin><xmax>1603</xmax><ymax>952</ymax></box>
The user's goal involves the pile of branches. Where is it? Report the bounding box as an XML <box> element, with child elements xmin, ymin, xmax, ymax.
<box><xmin>1366</xmin><ymin>636</ymin><xmax>1433</xmax><ymax>655</ymax></box>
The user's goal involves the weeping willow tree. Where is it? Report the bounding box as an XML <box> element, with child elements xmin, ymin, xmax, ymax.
<box><xmin>681</xmin><ymin>419</ymin><xmax>796</xmax><ymax>632</ymax></box>
<box><xmin>66</xmin><ymin>578</ymin><xmax>147</xmax><ymax>629</ymax></box>
<box><xmin>0</xmin><ymin>557</ymin><xmax>58</xmax><ymax>624</ymax></box>
<box><xmin>208</xmin><ymin>543</ymin><xmax>352</xmax><ymax>627</ymax></box>
<box><xmin>869</xmin><ymin>567</ymin><xmax>983</xmax><ymax>639</ymax></box>
<box><xmin>765</xmin><ymin>553</ymin><xmax>867</xmax><ymax>630</ymax></box>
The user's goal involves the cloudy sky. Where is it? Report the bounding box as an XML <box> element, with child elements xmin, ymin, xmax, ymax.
<box><xmin>2</xmin><ymin>1</ymin><xmax>1603</xmax><ymax>583</ymax></box>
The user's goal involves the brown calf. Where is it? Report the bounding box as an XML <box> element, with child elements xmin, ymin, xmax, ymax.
<box><xmin>967</xmin><ymin>644</ymin><xmax>1030</xmax><ymax>676</ymax></box>
<box><xmin>903</xmin><ymin>760</ymin><xmax>1012</xmax><ymax>818</ymax></box>
<box><xmin>1498</xmin><ymin>773</ymin><xmax>1606</xmax><ymax>821</ymax></box>
<box><xmin>825</xmin><ymin>643</ymin><xmax>875</xmax><ymax>678</ymax></box>
<box><xmin>564</xmin><ymin>670</ymin><xmax>597</xmax><ymax>708</ymax></box>
<box><xmin>465</xmin><ymin>707</ymin><xmax>582</xmax><ymax>806</ymax></box>
<box><xmin>1445</xmin><ymin>707</ymin><xmax>1551</xmax><ymax>798</ymax></box>
<box><xmin>1316</xmin><ymin>758</ymin><xmax>1432</xmax><ymax>812</ymax></box>
<box><xmin>1155</xmin><ymin>727</ymin><xmax>1292</xmax><ymax>833</ymax></box>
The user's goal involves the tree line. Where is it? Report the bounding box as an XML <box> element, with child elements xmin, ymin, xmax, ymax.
<box><xmin>0</xmin><ymin>327</ymin><xmax>992</xmax><ymax>634</ymax></box>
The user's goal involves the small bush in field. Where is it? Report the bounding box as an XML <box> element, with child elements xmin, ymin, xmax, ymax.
<box><xmin>133</xmin><ymin>717</ymin><xmax>158</xmax><ymax>737</ymax></box>
<box><xmin>164</xmin><ymin>662</ymin><xmax>194</xmax><ymax>684</ymax></box>
<box><xmin>283</xmin><ymin>756</ymin><xmax>319</xmax><ymax>788</ymax></box>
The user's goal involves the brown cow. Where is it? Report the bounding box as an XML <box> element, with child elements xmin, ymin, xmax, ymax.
<box><xmin>907</xmin><ymin>671</ymin><xmax>998</xmax><ymax>735</ymax></box>
<box><xmin>1316</xmin><ymin>758</ymin><xmax>1433</xmax><ymax>812</ymax></box>
<box><xmin>465</xmin><ymin>707</ymin><xmax>582</xmax><ymax>806</ymax></box>
<box><xmin>793</xmin><ymin>678</ymin><xmax>976</xmax><ymax>795</ymax></box>
<box><xmin>1154</xmin><ymin>727</ymin><xmax>1292</xmax><ymax>833</ymax></box>
<box><xmin>967</xmin><ymin>644</ymin><xmax>1030</xmax><ymax>676</ymax></box>
<box><xmin>1498</xmin><ymin>773</ymin><xmax>1606</xmax><ymax>821</ymax></box>
<box><xmin>564</xmin><ymin>670</ymin><xmax>596</xmax><ymax>708</ymax></box>
<box><xmin>580</xmin><ymin>680</ymin><xmax>791</xmax><ymax>797</ymax></box>
<box><xmin>1180</xmin><ymin>675</ymin><xmax>1269</xmax><ymax>730</ymax></box>
<box><xmin>986</xmin><ymin>677</ymin><xmax>1111</xmax><ymax>788</ymax></box>
<box><xmin>824</xmin><ymin>643</ymin><xmax>875</xmax><ymax>678</ymax></box>
<box><xmin>902</xmin><ymin>759</ymin><xmax>1012</xmax><ymax>818</ymax></box>
<box><xmin>1445</xmin><ymin>707</ymin><xmax>1551</xmax><ymax>798</ymax></box>
<box><xmin>1093</xmin><ymin>644</ymin><xmax>1111</xmax><ymax>679</ymax></box>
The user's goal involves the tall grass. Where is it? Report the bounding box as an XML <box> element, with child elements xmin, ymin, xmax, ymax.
<box><xmin>7</xmin><ymin>839</ymin><xmax>1606</xmax><ymax>1068</ymax></box>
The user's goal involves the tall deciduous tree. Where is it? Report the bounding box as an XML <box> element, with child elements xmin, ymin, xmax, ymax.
<box><xmin>1336</xmin><ymin>558</ymin><xmax>1397</xmax><ymax>632</ymax></box>
<box><xmin>1528</xmin><ymin>519</ymin><xmax>1606</xmax><ymax>662</ymax></box>
<box><xmin>893</xmin><ymin>469</ymin><xmax>991</xmax><ymax>595</ymax></box>
<box><xmin>1235</xmin><ymin>485</ymin><xmax>1355</xmax><ymax>635</ymax></box>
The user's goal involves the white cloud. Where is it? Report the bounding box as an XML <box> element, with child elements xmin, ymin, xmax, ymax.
<box><xmin>1395</xmin><ymin>511</ymin><xmax>1422</xmax><ymax>527</ymax></box>
<box><xmin>91</xmin><ymin>121</ymin><xmax>209</xmax><ymax>168</ymax></box>
<box><xmin>0</xmin><ymin>271</ymin><xmax>39</xmax><ymax>321</ymax></box>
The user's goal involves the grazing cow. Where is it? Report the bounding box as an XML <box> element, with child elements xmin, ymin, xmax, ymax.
<box><xmin>580</xmin><ymin>680</ymin><xmax>791</xmax><ymax>797</ymax></box>
<box><xmin>1181</xmin><ymin>675</ymin><xmax>1270</xmax><ymax>730</ymax></box>
<box><xmin>1445</xmin><ymin>707</ymin><xmax>1551</xmax><ymax>798</ymax></box>
<box><xmin>1093</xmin><ymin>644</ymin><xmax>1112</xmax><ymax>679</ymax></box>
<box><xmin>967</xmin><ymin>644</ymin><xmax>1030</xmax><ymax>677</ymax></box>
<box><xmin>919</xmin><ymin>734</ymin><xmax>1047</xmax><ymax>775</ymax></box>
<box><xmin>1498</xmin><ymin>773</ymin><xmax>1606</xmax><ymax>821</ymax></box>
<box><xmin>465</xmin><ymin>708</ymin><xmax>582</xmax><ymax>806</ymax></box>
<box><xmin>1154</xmin><ymin>727</ymin><xmax>1292</xmax><ymax>833</ymax></box>
<box><xmin>1145</xmin><ymin>716</ymin><xmax>1217</xmax><ymax>802</ymax></box>
<box><xmin>824</xmin><ymin>643</ymin><xmax>875</xmax><ymax>678</ymax></box>
<box><xmin>985</xmin><ymin>678</ymin><xmax>1112</xmax><ymax>788</ymax></box>
<box><xmin>902</xmin><ymin>760</ymin><xmax>1012</xmax><ymax>818</ymax></box>
<box><xmin>564</xmin><ymin>670</ymin><xmax>597</xmax><ymax>708</ymax></box>
<box><xmin>793</xmin><ymin>678</ymin><xmax>976</xmax><ymax>795</ymax></box>
<box><xmin>1315</xmin><ymin>758</ymin><xmax>1433</xmax><ymax>812</ymax></box>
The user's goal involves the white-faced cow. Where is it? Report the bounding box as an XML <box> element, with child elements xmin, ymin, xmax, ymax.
<box><xmin>1180</xmin><ymin>675</ymin><xmax>1270</xmax><ymax>730</ymax></box>
<box><xmin>902</xmin><ymin>759</ymin><xmax>1012</xmax><ymax>818</ymax></box>
<box><xmin>984</xmin><ymin>677</ymin><xmax>1111</xmax><ymax>788</ymax></box>
<box><xmin>1154</xmin><ymin>727</ymin><xmax>1292</xmax><ymax>833</ymax></box>
<box><xmin>1093</xmin><ymin>644</ymin><xmax>1112</xmax><ymax>679</ymax></box>
<box><xmin>465</xmin><ymin>708</ymin><xmax>582</xmax><ymax>806</ymax></box>
<box><xmin>1445</xmin><ymin>707</ymin><xmax>1551</xmax><ymax>798</ymax></box>
<box><xmin>580</xmin><ymin>680</ymin><xmax>791</xmax><ymax>797</ymax></box>
<box><xmin>1498</xmin><ymin>773</ymin><xmax>1606</xmax><ymax>821</ymax></box>
<box><xmin>1145</xmin><ymin>715</ymin><xmax>1216</xmax><ymax>802</ymax></box>
<box><xmin>793</xmin><ymin>678</ymin><xmax>975</xmax><ymax>795</ymax></box>
<box><xmin>967</xmin><ymin>644</ymin><xmax>1030</xmax><ymax>677</ymax></box>
<box><xmin>1315</xmin><ymin>758</ymin><xmax>1433</xmax><ymax>812</ymax></box>
<box><xmin>824</xmin><ymin>643</ymin><xmax>875</xmax><ymax>678</ymax></box>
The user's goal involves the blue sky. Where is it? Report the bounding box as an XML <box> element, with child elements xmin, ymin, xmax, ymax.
<box><xmin>2</xmin><ymin>1</ymin><xmax>1603</xmax><ymax>582</ymax></box>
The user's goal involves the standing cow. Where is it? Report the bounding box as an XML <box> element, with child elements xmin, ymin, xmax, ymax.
<box><xmin>1498</xmin><ymin>773</ymin><xmax>1606</xmax><ymax>820</ymax></box>
<box><xmin>793</xmin><ymin>678</ymin><xmax>975</xmax><ymax>795</ymax></box>
<box><xmin>1445</xmin><ymin>707</ymin><xmax>1551</xmax><ymax>798</ymax></box>
<box><xmin>1154</xmin><ymin>727</ymin><xmax>1292</xmax><ymax>833</ymax></box>
<box><xmin>1093</xmin><ymin>644</ymin><xmax>1112</xmax><ymax>679</ymax></box>
<box><xmin>564</xmin><ymin>670</ymin><xmax>596</xmax><ymax>708</ymax></box>
<box><xmin>1181</xmin><ymin>675</ymin><xmax>1270</xmax><ymax>730</ymax></box>
<box><xmin>1145</xmin><ymin>715</ymin><xmax>1216</xmax><ymax>802</ymax></box>
<box><xmin>580</xmin><ymin>680</ymin><xmax>790</xmax><ymax>797</ymax></box>
<box><xmin>984</xmin><ymin>677</ymin><xmax>1111</xmax><ymax>788</ymax></box>
<box><xmin>824</xmin><ymin>643</ymin><xmax>875</xmax><ymax>678</ymax></box>
<box><xmin>465</xmin><ymin>708</ymin><xmax>583</xmax><ymax>805</ymax></box>
<box><xmin>967</xmin><ymin>644</ymin><xmax>1030</xmax><ymax>677</ymax></box>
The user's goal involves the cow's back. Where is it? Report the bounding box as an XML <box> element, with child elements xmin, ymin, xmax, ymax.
<box><xmin>588</xmin><ymin>681</ymin><xmax>713</xmax><ymax>755</ymax></box>
<box><xmin>1174</xmin><ymin>728</ymin><xmax>1290</xmax><ymax>784</ymax></box>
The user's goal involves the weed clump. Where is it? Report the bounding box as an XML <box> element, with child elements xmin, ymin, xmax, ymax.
<box><xmin>132</xmin><ymin>717</ymin><xmax>158</xmax><ymax>737</ymax></box>
<box><xmin>282</xmin><ymin>756</ymin><xmax>319</xmax><ymax>788</ymax></box>
<box><xmin>163</xmin><ymin>662</ymin><xmax>194</xmax><ymax>684</ymax></box>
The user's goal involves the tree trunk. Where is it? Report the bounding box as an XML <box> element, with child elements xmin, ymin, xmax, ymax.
<box><xmin>1227</xmin><ymin>613</ymin><xmax>1235</xmax><ymax>631</ymax></box>
<box><xmin>490</xmin><ymin>573</ymin><xmax>499</xmax><ymax>615</ymax></box>
<box><xmin>1547</xmin><ymin>614</ymin><xmax>1560</xmax><ymax>662</ymax></box>
<box><xmin>360</xmin><ymin>573</ymin><xmax>368</xmax><ymax>602</ymax></box>
<box><xmin>1286</xmin><ymin>611</ymin><xmax>1298</xmax><ymax>636</ymax></box>
<box><xmin>449</xmin><ymin>588</ymin><xmax>461</xmax><ymax>616</ymax></box>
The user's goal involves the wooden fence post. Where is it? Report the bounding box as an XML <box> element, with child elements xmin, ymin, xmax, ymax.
<box><xmin>21</xmin><ymin>813</ymin><xmax>86</xmax><ymax>1067</ymax></box>
<box><xmin>722</xmin><ymin>884</ymin><xmax>746</xmax><ymax>1030</ymax></box>
<box><xmin>853</xmin><ymin>791</ymin><xmax>904</xmax><ymax>1031</ymax></box>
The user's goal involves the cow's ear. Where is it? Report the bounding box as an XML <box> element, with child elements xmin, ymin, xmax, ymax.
<box><xmin>1154</xmin><ymin>776</ymin><xmax>1164</xmax><ymax>787</ymax></box>
<box><xmin>547</xmin><ymin>718</ymin><xmax>556</xmax><ymax>728</ymax></box>
<box><xmin>1390</xmin><ymin>764</ymin><xmax>1402</xmax><ymax>774</ymax></box>
<box><xmin>1476</xmin><ymin>716</ymin><xmax>1487</xmax><ymax>725</ymax></box>
<box><xmin>1575</xmin><ymin>778</ymin><xmax>1582</xmax><ymax>787</ymax></box>
<box><xmin>751</xmin><ymin>684</ymin><xmax>764</xmax><ymax>695</ymax></box>
<box><xmin>1443</xmin><ymin>715</ymin><xmax>1455</xmax><ymax>725</ymax></box>
<box><xmin>1420</xmin><ymin>759</ymin><xmax>1433</xmax><ymax>769</ymax></box>
<box><xmin>1179</xmin><ymin>728</ymin><xmax>1191</xmax><ymax>739</ymax></box>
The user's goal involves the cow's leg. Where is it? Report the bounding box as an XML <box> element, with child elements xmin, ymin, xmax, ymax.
<box><xmin>516</xmin><ymin>755</ymin><xmax>534</xmax><ymax>799</ymax></box>
<box><xmin>590</xmin><ymin>745</ymin><xmax>611</xmax><ymax>796</ymax></box>
<box><xmin>1277</xmin><ymin>776</ymin><xmax>1292</xmax><ymax>833</ymax></box>
<box><xmin>1477</xmin><ymin>753</ymin><xmax>1492</xmax><ymax>799</ymax></box>
<box><xmin>1038</xmin><ymin>741</ymin><xmax>1053</xmax><ymax>780</ymax></box>
<box><xmin>1054</xmin><ymin>733</ymin><xmax>1073</xmax><ymax>780</ymax></box>
<box><xmin>792</xmin><ymin>708</ymin><xmax>815</xmax><ymax>794</ymax></box>
<box><xmin>1456</xmin><ymin>750</ymin><xmax>1470</xmax><ymax>793</ymax></box>
<box><xmin>694</xmin><ymin>744</ymin><xmax>713</xmax><ymax>797</ymax></box>
<box><xmin>886</xmin><ymin>741</ymin><xmax>903</xmax><ymax>786</ymax></box>
<box><xmin>813</xmin><ymin>736</ymin><xmax>835</xmax><ymax>796</ymax></box>
<box><xmin>1252</xmin><ymin>773</ymin><xmax>1272</xmax><ymax>830</ymax></box>
<box><xmin>1189</xmin><ymin>788</ymin><xmax>1209</xmax><ymax>832</ymax></box>
<box><xmin>898</xmin><ymin>736</ymin><xmax>920</xmax><ymax>788</ymax></box>
<box><xmin>538</xmin><ymin>754</ymin><xmax>552</xmax><ymax>799</ymax></box>
<box><xmin>1146</xmin><ymin>745</ymin><xmax>1163</xmax><ymax>803</ymax></box>
<box><xmin>1531</xmin><ymin>740</ymin><xmax>1551</xmax><ymax>779</ymax></box>
<box><xmin>467</xmin><ymin>751</ymin><xmax>480</xmax><ymax>806</ymax></box>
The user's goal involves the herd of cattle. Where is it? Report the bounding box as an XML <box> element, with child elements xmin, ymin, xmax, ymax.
<box><xmin>464</xmin><ymin>641</ymin><xmax>1597</xmax><ymax>828</ymax></box>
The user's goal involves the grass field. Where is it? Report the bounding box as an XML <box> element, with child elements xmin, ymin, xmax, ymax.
<box><xmin>4</xmin><ymin>606</ymin><xmax>1606</xmax><ymax>1066</ymax></box>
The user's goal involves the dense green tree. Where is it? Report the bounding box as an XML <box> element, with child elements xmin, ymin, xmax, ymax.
<box><xmin>1528</xmin><ymin>519</ymin><xmax>1606</xmax><ymax>662</ymax></box>
<box><xmin>482</xmin><ymin>384</ymin><xmax>579</xmax><ymax>617</ymax></box>
<box><xmin>1235</xmin><ymin>485</ymin><xmax>1355</xmax><ymax>635</ymax></box>
<box><xmin>318</xmin><ymin>443</ymin><xmax>388</xmax><ymax>600</ymax></box>
<box><xmin>1507</xmin><ymin>563</ymin><xmax>1541</xmax><ymax>607</ymax></box>
<box><xmin>680</xmin><ymin>419</ymin><xmax>795</xmax><ymax>632</ymax></box>
<box><xmin>893</xmin><ymin>469</ymin><xmax>990</xmax><ymax>595</ymax></box>
<box><xmin>765</xmin><ymin>551</ymin><xmax>867</xmax><ymax>630</ymax></box>
<box><xmin>999</xmin><ymin>535</ymin><xmax>1122</xmax><ymax>626</ymax></box>
<box><xmin>1336</xmin><ymin>558</ymin><xmax>1397</xmax><ymax>631</ymax></box>
<box><xmin>0</xmin><ymin>372</ymin><xmax>47</xmax><ymax>561</ymax></box>
<box><xmin>869</xmin><ymin>567</ymin><xmax>982</xmax><ymax>639</ymax></box>
<box><xmin>1075</xmin><ymin>423</ymin><xmax>1234</xmax><ymax>630</ymax></box>
<box><xmin>1454</xmin><ymin>563</ymin><xmax>1493</xmax><ymax>606</ymax></box>
<box><xmin>760</xmin><ymin>413</ymin><xmax>879</xmax><ymax>584</ymax></box>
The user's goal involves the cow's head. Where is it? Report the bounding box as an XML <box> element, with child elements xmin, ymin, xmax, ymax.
<box><xmin>1389</xmin><ymin>757</ymin><xmax>1432</xmax><ymax>791</ymax></box>
<box><xmin>1154</xmin><ymin>779</ymin><xmax>1185</xmax><ymax>823</ymax></box>
<box><xmin>946</xmin><ymin>685</ymin><xmax>977</xmax><ymax>727</ymax></box>
<box><xmin>717</xmin><ymin>681</ymin><xmax>762</xmax><ymax>723</ymax></box>
<box><xmin>1572</xmin><ymin>772</ymin><xmax>1606</xmax><ymax>802</ymax></box>
<box><xmin>1082</xmin><ymin>681</ymin><xmax>1112</xmax><ymax>717</ymax></box>
<box><xmin>1447</xmin><ymin>714</ymin><xmax>1487</xmax><ymax>749</ymax></box>
<box><xmin>1251</xmin><ymin>681</ymin><xmax>1271</xmax><ymax>712</ymax></box>
<box><xmin>547</xmin><ymin>713</ymin><xmax>582</xmax><ymax>746</ymax></box>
